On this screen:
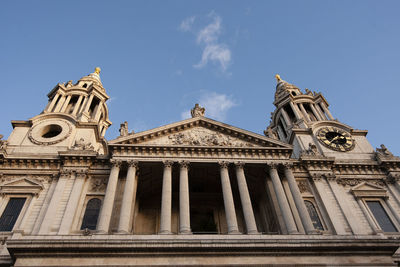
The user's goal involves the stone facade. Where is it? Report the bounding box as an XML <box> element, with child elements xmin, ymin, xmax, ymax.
<box><xmin>0</xmin><ymin>70</ymin><xmax>399</xmax><ymax>266</ymax></box>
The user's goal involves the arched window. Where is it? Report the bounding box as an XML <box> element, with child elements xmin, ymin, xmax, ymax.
<box><xmin>304</xmin><ymin>200</ymin><xmax>324</xmax><ymax>231</ymax></box>
<box><xmin>81</xmin><ymin>198</ymin><xmax>101</xmax><ymax>230</ymax></box>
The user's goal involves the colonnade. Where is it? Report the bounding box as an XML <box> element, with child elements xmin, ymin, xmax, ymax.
<box><xmin>96</xmin><ymin>160</ymin><xmax>316</xmax><ymax>235</ymax></box>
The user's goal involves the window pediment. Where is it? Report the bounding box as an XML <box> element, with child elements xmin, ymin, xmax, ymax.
<box><xmin>0</xmin><ymin>178</ymin><xmax>44</xmax><ymax>195</ymax></box>
<box><xmin>350</xmin><ymin>182</ymin><xmax>387</xmax><ymax>198</ymax></box>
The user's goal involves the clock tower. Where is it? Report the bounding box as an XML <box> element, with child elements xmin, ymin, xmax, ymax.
<box><xmin>265</xmin><ymin>75</ymin><xmax>375</xmax><ymax>160</ymax></box>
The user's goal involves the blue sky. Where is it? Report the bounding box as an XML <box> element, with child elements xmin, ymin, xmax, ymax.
<box><xmin>0</xmin><ymin>1</ymin><xmax>399</xmax><ymax>155</ymax></box>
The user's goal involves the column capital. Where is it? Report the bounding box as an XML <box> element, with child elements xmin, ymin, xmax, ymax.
<box><xmin>179</xmin><ymin>160</ymin><xmax>190</xmax><ymax>169</ymax></box>
<box><xmin>60</xmin><ymin>169</ymin><xmax>74</xmax><ymax>177</ymax></box>
<box><xmin>282</xmin><ymin>162</ymin><xmax>293</xmax><ymax>169</ymax></box>
<box><xmin>76</xmin><ymin>169</ymin><xmax>89</xmax><ymax>178</ymax></box>
<box><xmin>110</xmin><ymin>159</ymin><xmax>123</xmax><ymax>168</ymax></box>
<box><xmin>219</xmin><ymin>161</ymin><xmax>230</xmax><ymax>169</ymax></box>
<box><xmin>163</xmin><ymin>160</ymin><xmax>174</xmax><ymax>168</ymax></box>
<box><xmin>127</xmin><ymin>160</ymin><xmax>139</xmax><ymax>169</ymax></box>
<box><xmin>267</xmin><ymin>162</ymin><xmax>279</xmax><ymax>170</ymax></box>
<box><xmin>235</xmin><ymin>161</ymin><xmax>245</xmax><ymax>169</ymax></box>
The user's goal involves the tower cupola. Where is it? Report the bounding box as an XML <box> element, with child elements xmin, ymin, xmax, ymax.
<box><xmin>43</xmin><ymin>67</ymin><xmax>111</xmax><ymax>137</ymax></box>
<box><xmin>266</xmin><ymin>75</ymin><xmax>334</xmax><ymax>142</ymax></box>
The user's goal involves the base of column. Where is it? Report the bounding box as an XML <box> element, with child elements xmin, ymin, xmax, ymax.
<box><xmin>246</xmin><ymin>230</ymin><xmax>260</xmax><ymax>235</ymax></box>
<box><xmin>95</xmin><ymin>230</ymin><xmax>109</xmax><ymax>235</ymax></box>
<box><xmin>179</xmin><ymin>230</ymin><xmax>192</xmax><ymax>235</ymax></box>
<box><xmin>115</xmin><ymin>230</ymin><xmax>130</xmax><ymax>235</ymax></box>
<box><xmin>288</xmin><ymin>230</ymin><xmax>301</xmax><ymax>234</ymax></box>
<box><xmin>159</xmin><ymin>230</ymin><xmax>173</xmax><ymax>235</ymax></box>
<box><xmin>228</xmin><ymin>230</ymin><xmax>241</xmax><ymax>234</ymax></box>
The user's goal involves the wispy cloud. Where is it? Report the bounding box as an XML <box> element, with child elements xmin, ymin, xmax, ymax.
<box><xmin>179</xmin><ymin>16</ymin><xmax>196</xmax><ymax>32</ymax></box>
<box><xmin>180</xmin><ymin>12</ymin><xmax>232</xmax><ymax>73</ymax></box>
<box><xmin>181</xmin><ymin>91</ymin><xmax>237</xmax><ymax>121</ymax></box>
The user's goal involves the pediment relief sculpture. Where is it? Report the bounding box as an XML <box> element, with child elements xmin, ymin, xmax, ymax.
<box><xmin>144</xmin><ymin>127</ymin><xmax>256</xmax><ymax>147</ymax></box>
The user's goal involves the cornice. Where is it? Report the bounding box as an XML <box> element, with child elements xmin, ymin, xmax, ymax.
<box><xmin>110</xmin><ymin>144</ymin><xmax>292</xmax><ymax>161</ymax></box>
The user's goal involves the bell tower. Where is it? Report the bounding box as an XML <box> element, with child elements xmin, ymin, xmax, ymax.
<box><xmin>265</xmin><ymin>75</ymin><xmax>374</xmax><ymax>159</ymax></box>
<box><xmin>5</xmin><ymin>68</ymin><xmax>112</xmax><ymax>155</ymax></box>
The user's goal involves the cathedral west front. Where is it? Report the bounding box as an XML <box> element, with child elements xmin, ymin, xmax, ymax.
<box><xmin>0</xmin><ymin>69</ymin><xmax>399</xmax><ymax>266</ymax></box>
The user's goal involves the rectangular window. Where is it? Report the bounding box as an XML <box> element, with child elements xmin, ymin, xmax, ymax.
<box><xmin>0</xmin><ymin>198</ymin><xmax>26</xmax><ymax>231</ymax></box>
<box><xmin>366</xmin><ymin>201</ymin><xmax>397</xmax><ymax>232</ymax></box>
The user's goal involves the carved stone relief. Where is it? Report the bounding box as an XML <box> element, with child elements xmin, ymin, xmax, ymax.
<box><xmin>89</xmin><ymin>177</ymin><xmax>107</xmax><ymax>193</ymax></box>
<box><xmin>297</xmin><ymin>180</ymin><xmax>311</xmax><ymax>194</ymax></box>
<box><xmin>72</xmin><ymin>138</ymin><xmax>94</xmax><ymax>151</ymax></box>
<box><xmin>143</xmin><ymin>127</ymin><xmax>255</xmax><ymax>147</ymax></box>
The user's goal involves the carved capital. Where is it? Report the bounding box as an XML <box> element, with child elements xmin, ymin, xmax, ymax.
<box><xmin>163</xmin><ymin>160</ymin><xmax>174</xmax><ymax>168</ymax></box>
<box><xmin>310</xmin><ymin>173</ymin><xmax>323</xmax><ymax>181</ymax></box>
<box><xmin>76</xmin><ymin>169</ymin><xmax>89</xmax><ymax>178</ymax></box>
<box><xmin>218</xmin><ymin>161</ymin><xmax>230</xmax><ymax>169</ymax></box>
<box><xmin>127</xmin><ymin>160</ymin><xmax>139</xmax><ymax>169</ymax></box>
<box><xmin>268</xmin><ymin>162</ymin><xmax>279</xmax><ymax>170</ymax></box>
<box><xmin>282</xmin><ymin>162</ymin><xmax>293</xmax><ymax>169</ymax></box>
<box><xmin>60</xmin><ymin>169</ymin><xmax>74</xmax><ymax>177</ymax></box>
<box><xmin>110</xmin><ymin>159</ymin><xmax>122</xmax><ymax>168</ymax></box>
<box><xmin>235</xmin><ymin>161</ymin><xmax>245</xmax><ymax>169</ymax></box>
<box><xmin>179</xmin><ymin>161</ymin><xmax>190</xmax><ymax>170</ymax></box>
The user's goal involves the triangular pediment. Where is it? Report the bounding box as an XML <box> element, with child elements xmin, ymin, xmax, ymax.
<box><xmin>109</xmin><ymin>117</ymin><xmax>291</xmax><ymax>149</ymax></box>
<box><xmin>350</xmin><ymin>182</ymin><xmax>387</xmax><ymax>198</ymax></box>
<box><xmin>0</xmin><ymin>178</ymin><xmax>43</xmax><ymax>195</ymax></box>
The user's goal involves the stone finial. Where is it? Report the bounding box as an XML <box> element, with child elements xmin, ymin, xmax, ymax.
<box><xmin>190</xmin><ymin>103</ymin><xmax>205</xmax><ymax>118</ymax></box>
<box><xmin>275</xmin><ymin>74</ymin><xmax>282</xmax><ymax>82</ymax></box>
<box><xmin>94</xmin><ymin>67</ymin><xmax>101</xmax><ymax>75</ymax></box>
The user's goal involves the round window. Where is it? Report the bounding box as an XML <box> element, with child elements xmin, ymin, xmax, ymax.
<box><xmin>41</xmin><ymin>124</ymin><xmax>62</xmax><ymax>138</ymax></box>
<box><xmin>28</xmin><ymin>119</ymin><xmax>72</xmax><ymax>145</ymax></box>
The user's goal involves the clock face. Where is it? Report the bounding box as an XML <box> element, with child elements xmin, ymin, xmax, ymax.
<box><xmin>316</xmin><ymin>127</ymin><xmax>355</xmax><ymax>152</ymax></box>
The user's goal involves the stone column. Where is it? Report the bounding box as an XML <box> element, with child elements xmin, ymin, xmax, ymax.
<box><xmin>283</xmin><ymin>164</ymin><xmax>315</xmax><ymax>234</ymax></box>
<box><xmin>320</xmin><ymin>102</ymin><xmax>334</xmax><ymax>120</ymax></box>
<box><xmin>83</xmin><ymin>94</ymin><xmax>94</xmax><ymax>113</ymax></box>
<box><xmin>298</xmin><ymin>103</ymin><xmax>310</xmax><ymax>122</ymax></box>
<box><xmin>38</xmin><ymin>170</ymin><xmax>70</xmax><ymax>234</ymax></box>
<box><xmin>280</xmin><ymin>108</ymin><xmax>292</xmax><ymax>127</ymax></box>
<box><xmin>159</xmin><ymin>160</ymin><xmax>173</xmax><ymax>234</ymax></box>
<box><xmin>46</xmin><ymin>93</ymin><xmax>61</xmax><ymax>112</ymax></box>
<box><xmin>315</xmin><ymin>103</ymin><xmax>327</xmax><ymax>120</ymax></box>
<box><xmin>310</xmin><ymin>104</ymin><xmax>323</xmax><ymax>121</ymax></box>
<box><xmin>72</xmin><ymin>95</ymin><xmax>84</xmax><ymax>116</ymax></box>
<box><xmin>235</xmin><ymin>162</ymin><xmax>258</xmax><ymax>234</ymax></box>
<box><xmin>268</xmin><ymin>163</ymin><xmax>298</xmax><ymax>234</ymax></box>
<box><xmin>118</xmin><ymin>160</ymin><xmax>139</xmax><ymax>233</ymax></box>
<box><xmin>97</xmin><ymin>159</ymin><xmax>122</xmax><ymax>233</ymax></box>
<box><xmin>179</xmin><ymin>161</ymin><xmax>191</xmax><ymax>234</ymax></box>
<box><xmin>60</xmin><ymin>95</ymin><xmax>72</xmax><ymax>113</ymax></box>
<box><xmin>219</xmin><ymin>161</ymin><xmax>239</xmax><ymax>234</ymax></box>
<box><xmin>289</xmin><ymin>102</ymin><xmax>302</xmax><ymax>120</ymax></box>
<box><xmin>58</xmin><ymin>169</ymin><xmax>87</xmax><ymax>234</ymax></box>
<box><xmin>54</xmin><ymin>95</ymin><xmax>66</xmax><ymax>112</ymax></box>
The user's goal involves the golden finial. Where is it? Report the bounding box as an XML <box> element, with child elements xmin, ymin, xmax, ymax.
<box><xmin>275</xmin><ymin>74</ymin><xmax>281</xmax><ymax>82</ymax></box>
<box><xmin>94</xmin><ymin>67</ymin><xmax>101</xmax><ymax>75</ymax></box>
